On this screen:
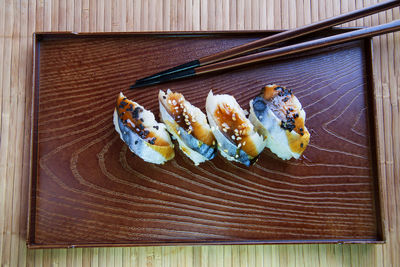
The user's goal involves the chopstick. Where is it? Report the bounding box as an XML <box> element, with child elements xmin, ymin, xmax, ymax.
<box><xmin>131</xmin><ymin>19</ymin><xmax>400</xmax><ymax>88</ymax></box>
<box><xmin>130</xmin><ymin>0</ymin><xmax>400</xmax><ymax>89</ymax></box>
<box><xmin>196</xmin><ymin>20</ymin><xmax>400</xmax><ymax>75</ymax></box>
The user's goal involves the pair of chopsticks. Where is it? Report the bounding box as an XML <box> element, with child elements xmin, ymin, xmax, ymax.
<box><xmin>130</xmin><ymin>0</ymin><xmax>400</xmax><ymax>89</ymax></box>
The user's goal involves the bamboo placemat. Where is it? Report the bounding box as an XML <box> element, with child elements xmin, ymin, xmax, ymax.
<box><xmin>0</xmin><ymin>0</ymin><xmax>399</xmax><ymax>266</ymax></box>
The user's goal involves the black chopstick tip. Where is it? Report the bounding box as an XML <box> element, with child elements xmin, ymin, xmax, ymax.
<box><xmin>129</xmin><ymin>80</ymin><xmax>158</xmax><ymax>89</ymax></box>
<box><xmin>129</xmin><ymin>83</ymin><xmax>142</xmax><ymax>89</ymax></box>
<box><xmin>130</xmin><ymin>68</ymin><xmax>197</xmax><ymax>88</ymax></box>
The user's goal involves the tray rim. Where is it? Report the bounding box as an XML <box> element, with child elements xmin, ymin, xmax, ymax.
<box><xmin>27</xmin><ymin>30</ymin><xmax>385</xmax><ymax>248</ymax></box>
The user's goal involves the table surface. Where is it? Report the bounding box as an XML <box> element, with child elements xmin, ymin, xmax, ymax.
<box><xmin>0</xmin><ymin>0</ymin><xmax>399</xmax><ymax>266</ymax></box>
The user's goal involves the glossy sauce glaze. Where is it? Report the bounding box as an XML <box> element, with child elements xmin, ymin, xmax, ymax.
<box><xmin>163</xmin><ymin>92</ymin><xmax>215</xmax><ymax>146</ymax></box>
<box><xmin>116</xmin><ymin>94</ymin><xmax>170</xmax><ymax>146</ymax></box>
<box><xmin>213</xmin><ymin>103</ymin><xmax>259</xmax><ymax>158</ymax></box>
<box><xmin>262</xmin><ymin>84</ymin><xmax>310</xmax><ymax>153</ymax></box>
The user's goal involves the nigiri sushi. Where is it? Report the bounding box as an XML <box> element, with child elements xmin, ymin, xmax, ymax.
<box><xmin>249</xmin><ymin>84</ymin><xmax>310</xmax><ymax>160</ymax></box>
<box><xmin>206</xmin><ymin>91</ymin><xmax>267</xmax><ymax>166</ymax></box>
<box><xmin>113</xmin><ymin>92</ymin><xmax>175</xmax><ymax>164</ymax></box>
<box><xmin>159</xmin><ymin>89</ymin><xmax>217</xmax><ymax>165</ymax></box>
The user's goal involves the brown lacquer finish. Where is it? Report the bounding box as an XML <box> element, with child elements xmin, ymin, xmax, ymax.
<box><xmin>28</xmin><ymin>31</ymin><xmax>383</xmax><ymax>248</ymax></box>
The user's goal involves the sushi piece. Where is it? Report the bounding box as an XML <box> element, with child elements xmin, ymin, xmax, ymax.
<box><xmin>113</xmin><ymin>92</ymin><xmax>174</xmax><ymax>164</ymax></box>
<box><xmin>159</xmin><ymin>89</ymin><xmax>217</xmax><ymax>165</ymax></box>
<box><xmin>249</xmin><ymin>84</ymin><xmax>310</xmax><ymax>160</ymax></box>
<box><xmin>206</xmin><ymin>91</ymin><xmax>267</xmax><ymax>166</ymax></box>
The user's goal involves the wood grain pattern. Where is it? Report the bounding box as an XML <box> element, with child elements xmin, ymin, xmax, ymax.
<box><xmin>1</xmin><ymin>0</ymin><xmax>399</xmax><ymax>266</ymax></box>
<box><xmin>29</xmin><ymin>32</ymin><xmax>382</xmax><ymax>247</ymax></box>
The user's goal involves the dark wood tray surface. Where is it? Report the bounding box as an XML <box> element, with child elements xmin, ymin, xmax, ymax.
<box><xmin>28</xmin><ymin>30</ymin><xmax>383</xmax><ymax>248</ymax></box>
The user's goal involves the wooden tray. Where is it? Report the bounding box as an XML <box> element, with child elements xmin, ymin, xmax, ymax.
<box><xmin>28</xmin><ymin>30</ymin><xmax>384</xmax><ymax>248</ymax></box>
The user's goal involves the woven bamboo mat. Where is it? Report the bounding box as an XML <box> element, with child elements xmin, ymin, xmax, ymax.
<box><xmin>0</xmin><ymin>0</ymin><xmax>399</xmax><ymax>266</ymax></box>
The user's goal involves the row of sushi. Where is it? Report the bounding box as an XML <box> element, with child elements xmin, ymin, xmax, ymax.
<box><xmin>113</xmin><ymin>84</ymin><xmax>310</xmax><ymax>166</ymax></box>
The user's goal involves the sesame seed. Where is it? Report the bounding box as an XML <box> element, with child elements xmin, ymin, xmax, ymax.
<box><xmin>222</xmin><ymin>128</ymin><xmax>227</xmax><ymax>132</ymax></box>
<box><xmin>237</xmin><ymin>137</ymin><xmax>242</xmax><ymax>141</ymax></box>
<box><xmin>183</xmin><ymin>108</ymin><xmax>187</xmax><ymax>113</ymax></box>
<box><xmin>222</xmin><ymin>123</ymin><xmax>230</xmax><ymax>129</ymax></box>
<box><xmin>172</xmin><ymin>100</ymin><xmax>177</xmax><ymax>105</ymax></box>
<box><xmin>231</xmin><ymin>135</ymin><xmax>236</xmax><ymax>140</ymax></box>
<box><xmin>174</xmin><ymin>106</ymin><xmax>179</xmax><ymax>110</ymax></box>
<box><xmin>242</xmin><ymin>141</ymin><xmax>246</xmax><ymax>146</ymax></box>
<box><xmin>168</xmin><ymin>100</ymin><xmax>172</xmax><ymax>104</ymax></box>
<box><xmin>238</xmin><ymin>143</ymin><xmax>242</xmax><ymax>148</ymax></box>
<box><xmin>223</xmin><ymin>149</ymin><xmax>228</xmax><ymax>153</ymax></box>
<box><xmin>235</xmin><ymin>155</ymin><xmax>239</xmax><ymax>158</ymax></box>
